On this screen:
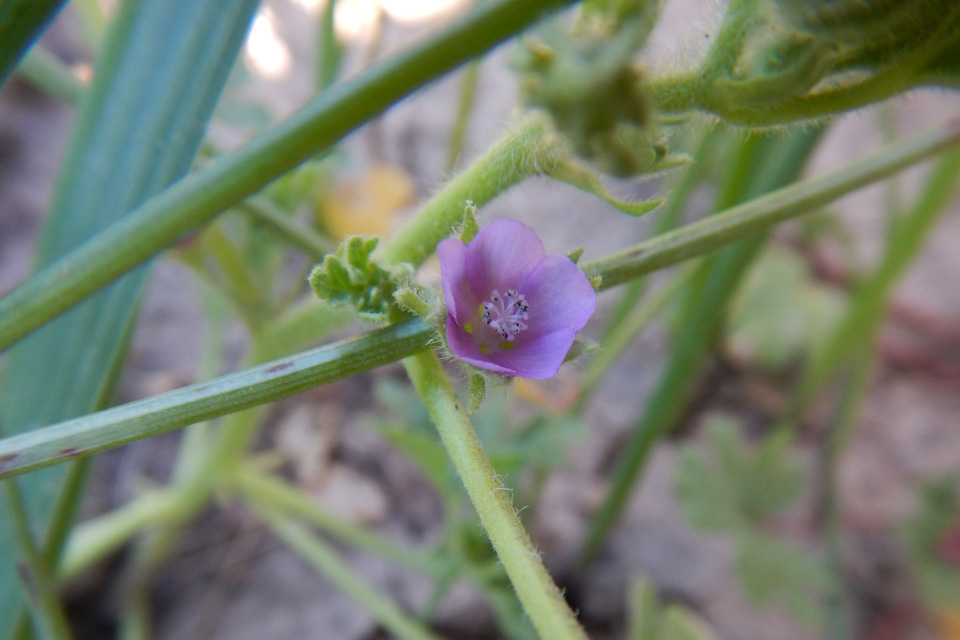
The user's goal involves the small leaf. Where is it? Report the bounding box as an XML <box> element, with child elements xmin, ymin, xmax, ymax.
<box><xmin>394</xmin><ymin>286</ymin><xmax>432</xmax><ymax>318</ymax></box>
<box><xmin>460</xmin><ymin>199</ymin><xmax>479</xmax><ymax>243</ymax></box>
<box><xmin>468</xmin><ymin>373</ymin><xmax>486</xmax><ymax>414</ymax></box>
<box><xmin>566</xmin><ymin>247</ymin><xmax>584</xmax><ymax>264</ymax></box>
<box><xmin>674</xmin><ymin>443</ymin><xmax>743</xmax><ymax>532</ymax></box>
<box><xmin>549</xmin><ymin>159</ymin><xmax>664</xmax><ymax>216</ymax></box>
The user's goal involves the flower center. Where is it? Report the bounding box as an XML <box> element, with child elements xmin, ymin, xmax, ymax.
<box><xmin>481</xmin><ymin>288</ymin><xmax>529</xmax><ymax>341</ymax></box>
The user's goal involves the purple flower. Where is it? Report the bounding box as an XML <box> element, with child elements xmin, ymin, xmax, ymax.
<box><xmin>438</xmin><ymin>219</ymin><xmax>597</xmax><ymax>379</ymax></box>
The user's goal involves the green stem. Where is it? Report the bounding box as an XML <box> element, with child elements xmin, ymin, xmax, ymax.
<box><xmin>379</xmin><ymin>115</ymin><xmax>560</xmax><ymax>267</ymax></box>
<box><xmin>239</xmin><ymin>196</ymin><xmax>335</xmax><ymax>259</ymax></box>
<box><xmin>578</xmin><ymin>265</ymin><xmax>690</xmax><ymax>404</ymax></box>
<box><xmin>59</xmin><ymin>490</ymin><xmax>182</xmax><ymax>579</ymax></box>
<box><xmin>0</xmin><ymin>0</ymin><xmax>575</xmax><ymax>353</ymax></box>
<box><xmin>230</xmin><ymin>468</ymin><xmax>446</xmax><ymax>577</ymax></box>
<box><xmin>445</xmin><ymin>60</ymin><xmax>482</xmax><ymax>172</ymax></box>
<box><xmin>15</xmin><ymin>46</ymin><xmax>84</xmax><ymax>104</ymax></box>
<box><xmin>315</xmin><ymin>0</ymin><xmax>342</xmax><ymax>91</ymax></box>
<box><xmin>254</xmin><ymin>505</ymin><xmax>444</xmax><ymax>640</ymax></box>
<box><xmin>3</xmin><ymin>480</ymin><xmax>72</xmax><ymax>640</ymax></box>
<box><xmin>403</xmin><ymin>351</ymin><xmax>587</xmax><ymax>640</ymax></box>
<box><xmin>582</xmin><ymin>118</ymin><xmax>960</xmax><ymax>288</ymax></box>
<box><xmin>3</xmin><ymin>120</ymin><xmax>960</xmax><ymax>482</ymax></box>
<box><xmin>0</xmin><ymin>319</ymin><xmax>433</xmax><ymax>479</ymax></box>
<box><xmin>792</xmin><ymin>145</ymin><xmax>960</xmax><ymax>415</ymax></box>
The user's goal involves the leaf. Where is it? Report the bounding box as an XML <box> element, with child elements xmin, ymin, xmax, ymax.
<box><xmin>674</xmin><ymin>440</ymin><xmax>744</xmax><ymax>533</ymax></box>
<box><xmin>627</xmin><ymin>577</ymin><xmax>717</xmax><ymax>640</ymax></box>
<box><xmin>548</xmin><ymin>159</ymin><xmax>664</xmax><ymax>216</ymax></box>
<box><xmin>735</xmin><ymin>532</ymin><xmax>834</xmax><ymax>631</ymax></box>
<box><xmin>0</xmin><ymin>0</ymin><xmax>259</xmax><ymax>633</ymax></box>
<box><xmin>675</xmin><ymin>416</ymin><xmax>807</xmax><ymax>533</ymax></box>
<box><xmin>726</xmin><ymin>247</ymin><xmax>846</xmax><ymax>370</ymax></box>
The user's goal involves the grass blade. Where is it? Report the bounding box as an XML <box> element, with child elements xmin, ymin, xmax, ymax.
<box><xmin>0</xmin><ymin>0</ymin><xmax>259</xmax><ymax>633</ymax></box>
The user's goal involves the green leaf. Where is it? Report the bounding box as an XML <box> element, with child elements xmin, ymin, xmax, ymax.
<box><xmin>468</xmin><ymin>373</ymin><xmax>486</xmax><ymax>415</ymax></box>
<box><xmin>0</xmin><ymin>0</ymin><xmax>66</xmax><ymax>88</ymax></box>
<box><xmin>735</xmin><ymin>532</ymin><xmax>834</xmax><ymax>631</ymax></box>
<box><xmin>548</xmin><ymin>160</ymin><xmax>665</xmax><ymax>216</ymax></box>
<box><xmin>726</xmin><ymin>247</ymin><xmax>846</xmax><ymax>370</ymax></box>
<box><xmin>674</xmin><ymin>428</ymin><xmax>744</xmax><ymax>532</ymax></box>
<box><xmin>675</xmin><ymin>416</ymin><xmax>806</xmax><ymax>533</ymax></box>
<box><xmin>460</xmin><ymin>200</ymin><xmax>479</xmax><ymax>243</ymax></box>
<box><xmin>0</xmin><ymin>0</ymin><xmax>259</xmax><ymax>633</ymax></box>
<box><xmin>627</xmin><ymin>577</ymin><xmax>716</xmax><ymax>640</ymax></box>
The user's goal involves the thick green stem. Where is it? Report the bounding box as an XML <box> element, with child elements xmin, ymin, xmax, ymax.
<box><xmin>0</xmin><ymin>319</ymin><xmax>433</xmax><ymax>479</ymax></box>
<box><xmin>403</xmin><ymin>351</ymin><xmax>587</xmax><ymax>640</ymax></box>
<box><xmin>0</xmin><ymin>0</ymin><xmax>575</xmax><ymax>354</ymax></box>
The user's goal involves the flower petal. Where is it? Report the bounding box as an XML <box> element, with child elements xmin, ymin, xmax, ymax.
<box><xmin>445</xmin><ymin>315</ymin><xmax>513</xmax><ymax>375</ymax></box>
<box><xmin>487</xmin><ymin>329</ymin><xmax>578</xmax><ymax>379</ymax></box>
<box><xmin>521</xmin><ymin>255</ymin><xmax>597</xmax><ymax>338</ymax></box>
<box><xmin>438</xmin><ymin>237</ymin><xmax>479</xmax><ymax>324</ymax></box>
<box><xmin>466</xmin><ymin>219</ymin><xmax>545</xmax><ymax>299</ymax></box>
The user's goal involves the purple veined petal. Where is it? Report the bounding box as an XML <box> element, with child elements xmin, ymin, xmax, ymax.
<box><xmin>465</xmin><ymin>219</ymin><xmax>545</xmax><ymax>300</ymax></box>
<box><xmin>486</xmin><ymin>329</ymin><xmax>578</xmax><ymax>379</ymax></box>
<box><xmin>438</xmin><ymin>237</ymin><xmax>479</xmax><ymax>325</ymax></box>
<box><xmin>521</xmin><ymin>255</ymin><xmax>597</xmax><ymax>338</ymax></box>
<box><xmin>445</xmin><ymin>315</ymin><xmax>514</xmax><ymax>376</ymax></box>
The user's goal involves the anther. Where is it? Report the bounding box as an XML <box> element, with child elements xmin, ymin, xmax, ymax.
<box><xmin>480</xmin><ymin>288</ymin><xmax>531</xmax><ymax>342</ymax></box>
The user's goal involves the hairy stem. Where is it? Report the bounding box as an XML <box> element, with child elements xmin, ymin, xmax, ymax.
<box><xmin>403</xmin><ymin>351</ymin><xmax>587</xmax><ymax>640</ymax></box>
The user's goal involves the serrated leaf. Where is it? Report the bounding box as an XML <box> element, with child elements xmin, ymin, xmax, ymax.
<box><xmin>676</xmin><ymin>416</ymin><xmax>807</xmax><ymax>533</ymax></box>
<box><xmin>735</xmin><ymin>532</ymin><xmax>834</xmax><ymax>631</ymax></box>
<box><xmin>0</xmin><ymin>0</ymin><xmax>259</xmax><ymax>632</ymax></box>
<box><xmin>726</xmin><ymin>247</ymin><xmax>846</xmax><ymax>370</ymax></box>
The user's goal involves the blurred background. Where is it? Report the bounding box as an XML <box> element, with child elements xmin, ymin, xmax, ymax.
<box><xmin>2</xmin><ymin>1</ymin><xmax>960</xmax><ymax>639</ymax></box>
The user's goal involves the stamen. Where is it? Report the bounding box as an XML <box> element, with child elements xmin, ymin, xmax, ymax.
<box><xmin>480</xmin><ymin>288</ymin><xmax>530</xmax><ymax>341</ymax></box>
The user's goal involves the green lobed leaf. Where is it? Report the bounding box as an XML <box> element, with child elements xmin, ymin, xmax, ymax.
<box><xmin>0</xmin><ymin>0</ymin><xmax>259</xmax><ymax>633</ymax></box>
<box><xmin>734</xmin><ymin>531</ymin><xmax>835</xmax><ymax>630</ymax></box>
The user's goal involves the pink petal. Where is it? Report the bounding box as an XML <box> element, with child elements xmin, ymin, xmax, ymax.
<box><xmin>438</xmin><ymin>238</ymin><xmax>479</xmax><ymax>324</ymax></box>
<box><xmin>466</xmin><ymin>219</ymin><xmax>545</xmax><ymax>300</ymax></box>
<box><xmin>487</xmin><ymin>329</ymin><xmax>578</xmax><ymax>379</ymax></box>
<box><xmin>521</xmin><ymin>255</ymin><xmax>597</xmax><ymax>338</ymax></box>
<box><xmin>445</xmin><ymin>315</ymin><xmax>513</xmax><ymax>375</ymax></box>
